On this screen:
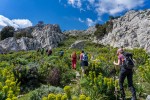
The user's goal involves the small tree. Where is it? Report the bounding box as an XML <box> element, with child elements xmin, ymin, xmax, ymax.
<box><xmin>95</xmin><ymin>23</ymin><xmax>101</xmax><ymax>28</ymax></box>
<box><xmin>0</xmin><ymin>26</ymin><xmax>15</xmax><ymax>40</ymax></box>
<box><xmin>37</xmin><ymin>21</ymin><xmax>44</xmax><ymax>27</ymax></box>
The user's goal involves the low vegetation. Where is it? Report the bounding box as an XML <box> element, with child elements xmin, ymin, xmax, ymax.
<box><xmin>0</xmin><ymin>37</ymin><xmax>150</xmax><ymax>100</ymax></box>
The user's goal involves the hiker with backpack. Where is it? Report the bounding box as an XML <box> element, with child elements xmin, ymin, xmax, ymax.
<box><xmin>71</xmin><ymin>51</ymin><xmax>77</xmax><ymax>70</ymax></box>
<box><xmin>113</xmin><ymin>48</ymin><xmax>137</xmax><ymax>100</ymax></box>
<box><xmin>41</xmin><ymin>48</ymin><xmax>45</xmax><ymax>55</ymax></box>
<box><xmin>47</xmin><ymin>49</ymin><xmax>52</xmax><ymax>56</ymax></box>
<box><xmin>80</xmin><ymin>50</ymin><xmax>88</xmax><ymax>77</ymax></box>
<box><xmin>59</xmin><ymin>50</ymin><xmax>64</xmax><ymax>57</ymax></box>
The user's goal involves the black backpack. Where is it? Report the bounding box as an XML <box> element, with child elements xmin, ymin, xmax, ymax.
<box><xmin>122</xmin><ymin>52</ymin><xmax>135</xmax><ymax>69</ymax></box>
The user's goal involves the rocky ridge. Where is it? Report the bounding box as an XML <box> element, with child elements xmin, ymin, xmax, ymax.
<box><xmin>95</xmin><ymin>9</ymin><xmax>150</xmax><ymax>52</ymax></box>
<box><xmin>64</xmin><ymin>26</ymin><xmax>96</xmax><ymax>36</ymax></box>
<box><xmin>0</xmin><ymin>24</ymin><xmax>64</xmax><ymax>53</ymax></box>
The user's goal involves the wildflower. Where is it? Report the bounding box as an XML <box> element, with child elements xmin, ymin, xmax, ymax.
<box><xmin>61</xmin><ymin>94</ymin><xmax>67</xmax><ymax>100</ymax></box>
<box><xmin>3</xmin><ymin>85</ymin><xmax>9</xmax><ymax>93</ymax></box>
<box><xmin>12</xmin><ymin>97</ymin><xmax>18</xmax><ymax>100</ymax></box>
<box><xmin>0</xmin><ymin>82</ymin><xmax>3</xmax><ymax>90</ymax></box>
<box><xmin>56</xmin><ymin>94</ymin><xmax>62</xmax><ymax>100</ymax></box>
<box><xmin>79</xmin><ymin>94</ymin><xmax>86</xmax><ymax>100</ymax></box>
<box><xmin>48</xmin><ymin>93</ymin><xmax>56</xmax><ymax>100</ymax></box>
<box><xmin>42</xmin><ymin>97</ymin><xmax>48</xmax><ymax>100</ymax></box>
<box><xmin>86</xmin><ymin>97</ymin><xmax>91</xmax><ymax>100</ymax></box>
<box><xmin>72</xmin><ymin>96</ymin><xmax>78</xmax><ymax>100</ymax></box>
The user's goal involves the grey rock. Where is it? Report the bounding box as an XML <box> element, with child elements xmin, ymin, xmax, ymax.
<box><xmin>64</xmin><ymin>26</ymin><xmax>96</xmax><ymax>36</ymax></box>
<box><xmin>146</xmin><ymin>95</ymin><xmax>150</xmax><ymax>100</ymax></box>
<box><xmin>64</xmin><ymin>30</ymin><xmax>84</xmax><ymax>36</ymax></box>
<box><xmin>0</xmin><ymin>24</ymin><xmax>64</xmax><ymax>52</ymax></box>
<box><xmin>94</xmin><ymin>9</ymin><xmax>150</xmax><ymax>52</ymax></box>
<box><xmin>69</xmin><ymin>40</ymin><xmax>86</xmax><ymax>49</ymax></box>
<box><xmin>84</xmin><ymin>26</ymin><xmax>96</xmax><ymax>35</ymax></box>
<box><xmin>31</xmin><ymin>24</ymin><xmax>64</xmax><ymax>49</ymax></box>
<box><xmin>0</xmin><ymin>46</ymin><xmax>3</xmax><ymax>54</ymax></box>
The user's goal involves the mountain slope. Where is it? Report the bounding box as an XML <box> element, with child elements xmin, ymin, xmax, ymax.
<box><xmin>95</xmin><ymin>9</ymin><xmax>150</xmax><ymax>52</ymax></box>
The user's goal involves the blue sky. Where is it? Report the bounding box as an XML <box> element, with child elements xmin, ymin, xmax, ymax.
<box><xmin>0</xmin><ymin>0</ymin><xmax>150</xmax><ymax>31</ymax></box>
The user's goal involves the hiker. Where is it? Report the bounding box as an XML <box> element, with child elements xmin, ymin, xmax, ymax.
<box><xmin>47</xmin><ymin>49</ymin><xmax>52</xmax><ymax>56</ymax></box>
<box><xmin>80</xmin><ymin>50</ymin><xmax>88</xmax><ymax>76</ymax></box>
<box><xmin>41</xmin><ymin>48</ymin><xmax>44</xmax><ymax>55</ymax></box>
<box><xmin>46</xmin><ymin>48</ymin><xmax>48</xmax><ymax>53</ymax></box>
<box><xmin>71</xmin><ymin>51</ymin><xmax>77</xmax><ymax>70</ymax></box>
<box><xmin>37</xmin><ymin>47</ymin><xmax>41</xmax><ymax>52</ymax></box>
<box><xmin>59</xmin><ymin>50</ymin><xmax>64</xmax><ymax>57</ymax></box>
<box><xmin>113</xmin><ymin>48</ymin><xmax>136</xmax><ymax>100</ymax></box>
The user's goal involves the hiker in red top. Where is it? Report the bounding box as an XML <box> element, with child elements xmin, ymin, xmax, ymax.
<box><xmin>71</xmin><ymin>51</ymin><xmax>77</xmax><ymax>70</ymax></box>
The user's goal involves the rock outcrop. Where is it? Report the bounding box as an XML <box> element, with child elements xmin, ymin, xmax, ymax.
<box><xmin>95</xmin><ymin>9</ymin><xmax>150</xmax><ymax>52</ymax></box>
<box><xmin>64</xmin><ymin>26</ymin><xmax>96</xmax><ymax>36</ymax></box>
<box><xmin>0</xmin><ymin>24</ymin><xmax>64</xmax><ymax>52</ymax></box>
<box><xmin>69</xmin><ymin>40</ymin><xmax>86</xmax><ymax>49</ymax></box>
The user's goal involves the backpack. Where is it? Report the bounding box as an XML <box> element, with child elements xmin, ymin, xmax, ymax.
<box><xmin>82</xmin><ymin>54</ymin><xmax>88</xmax><ymax>61</ymax></box>
<box><xmin>122</xmin><ymin>52</ymin><xmax>135</xmax><ymax>69</ymax></box>
<box><xmin>60</xmin><ymin>51</ymin><xmax>64</xmax><ymax>56</ymax></box>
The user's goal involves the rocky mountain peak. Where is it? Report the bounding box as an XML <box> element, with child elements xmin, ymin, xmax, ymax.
<box><xmin>95</xmin><ymin>9</ymin><xmax>150</xmax><ymax>52</ymax></box>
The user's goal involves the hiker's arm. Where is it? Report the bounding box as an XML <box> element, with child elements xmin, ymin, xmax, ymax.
<box><xmin>113</xmin><ymin>59</ymin><xmax>121</xmax><ymax>66</ymax></box>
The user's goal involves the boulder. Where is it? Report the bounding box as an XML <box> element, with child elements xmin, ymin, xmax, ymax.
<box><xmin>146</xmin><ymin>95</ymin><xmax>150</xmax><ymax>100</ymax></box>
<box><xmin>69</xmin><ymin>40</ymin><xmax>86</xmax><ymax>49</ymax></box>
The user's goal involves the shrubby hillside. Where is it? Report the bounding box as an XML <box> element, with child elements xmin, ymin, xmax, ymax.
<box><xmin>0</xmin><ymin>36</ymin><xmax>150</xmax><ymax>100</ymax></box>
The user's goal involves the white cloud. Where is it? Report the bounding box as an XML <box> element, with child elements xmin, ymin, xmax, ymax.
<box><xmin>86</xmin><ymin>18</ymin><xmax>96</xmax><ymax>27</ymax></box>
<box><xmin>0</xmin><ymin>15</ymin><xmax>32</xmax><ymax>30</ymax></box>
<box><xmin>96</xmin><ymin>0</ymin><xmax>144</xmax><ymax>15</ymax></box>
<box><xmin>88</xmin><ymin>0</ymin><xmax>95</xmax><ymax>5</ymax></box>
<box><xmin>12</xmin><ymin>19</ymin><xmax>32</xmax><ymax>29</ymax></box>
<box><xmin>66</xmin><ymin>0</ymin><xmax>145</xmax><ymax>22</ymax></box>
<box><xmin>68</xmin><ymin>0</ymin><xmax>82</xmax><ymax>8</ymax></box>
<box><xmin>78</xmin><ymin>18</ymin><xmax>84</xmax><ymax>23</ymax></box>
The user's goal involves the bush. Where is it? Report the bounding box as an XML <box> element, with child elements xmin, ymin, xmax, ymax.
<box><xmin>14</xmin><ymin>31</ymin><xmax>33</xmax><ymax>39</ymax></box>
<box><xmin>94</xmin><ymin>21</ymin><xmax>113</xmax><ymax>39</ymax></box>
<box><xmin>0</xmin><ymin>26</ymin><xmax>15</xmax><ymax>40</ymax></box>
<box><xmin>13</xmin><ymin>66</ymin><xmax>41</xmax><ymax>92</ymax></box>
<box><xmin>47</xmin><ymin>67</ymin><xmax>61</xmax><ymax>86</ymax></box>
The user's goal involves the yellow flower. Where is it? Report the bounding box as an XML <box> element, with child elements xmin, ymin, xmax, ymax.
<box><xmin>79</xmin><ymin>94</ymin><xmax>86</xmax><ymax>100</ymax></box>
<box><xmin>72</xmin><ymin>96</ymin><xmax>78</xmax><ymax>100</ymax></box>
<box><xmin>61</xmin><ymin>94</ymin><xmax>67</xmax><ymax>100</ymax></box>
<box><xmin>12</xmin><ymin>96</ymin><xmax>18</xmax><ymax>100</ymax></box>
<box><xmin>5</xmin><ymin>80</ymin><xmax>11</xmax><ymax>86</ymax></box>
<box><xmin>3</xmin><ymin>85</ymin><xmax>9</xmax><ymax>93</ymax></box>
<box><xmin>42</xmin><ymin>97</ymin><xmax>48</xmax><ymax>100</ymax></box>
<box><xmin>104</xmin><ymin>78</ymin><xmax>107</xmax><ymax>85</ymax></box>
<box><xmin>56</xmin><ymin>94</ymin><xmax>62</xmax><ymax>100</ymax></box>
<box><xmin>48</xmin><ymin>93</ymin><xmax>56</xmax><ymax>100</ymax></box>
<box><xmin>10</xmin><ymin>82</ymin><xmax>16</xmax><ymax>87</ymax></box>
<box><xmin>7</xmin><ymin>90</ymin><xmax>13</xmax><ymax>98</ymax></box>
<box><xmin>6</xmin><ymin>98</ymin><xmax>11</xmax><ymax>100</ymax></box>
<box><xmin>0</xmin><ymin>82</ymin><xmax>3</xmax><ymax>90</ymax></box>
<box><xmin>86</xmin><ymin>97</ymin><xmax>91</xmax><ymax>100</ymax></box>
